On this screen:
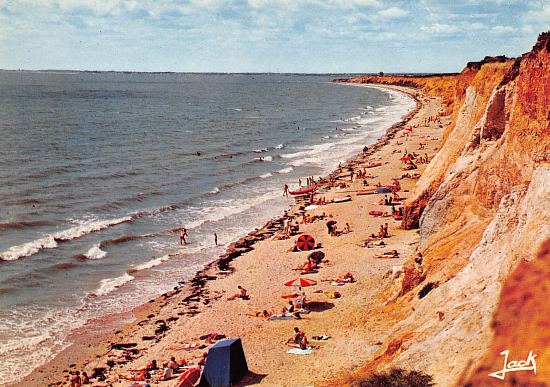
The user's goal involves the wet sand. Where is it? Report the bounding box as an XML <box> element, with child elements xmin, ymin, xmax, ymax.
<box><xmin>14</xmin><ymin>85</ymin><xmax>450</xmax><ymax>387</ymax></box>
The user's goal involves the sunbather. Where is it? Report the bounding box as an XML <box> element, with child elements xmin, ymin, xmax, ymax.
<box><xmin>227</xmin><ymin>285</ymin><xmax>249</xmax><ymax>300</ymax></box>
<box><xmin>118</xmin><ymin>370</ymin><xmax>149</xmax><ymax>381</ymax></box>
<box><xmin>343</xmin><ymin>223</ymin><xmax>351</xmax><ymax>233</ymax></box>
<box><xmin>246</xmin><ymin>310</ymin><xmax>274</xmax><ymax>319</ymax></box>
<box><xmin>286</xmin><ymin>327</ymin><xmax>305</xmax><ymax>345</ymax></box>
<box><xmin>282</xmin><ymin>300</ymin><xmax>295</xmax><ymax>315</ymax></box>
<box><xmin>374</xmin><ymin>250</ymin><xmax>400</xmax><ymax>258</ymax></box>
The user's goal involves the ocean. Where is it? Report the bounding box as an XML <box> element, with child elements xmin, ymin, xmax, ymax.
<box><xmin>0</xmin><ymin>71</ymin><xmax>414</xmax><ymax>384</ymax></box>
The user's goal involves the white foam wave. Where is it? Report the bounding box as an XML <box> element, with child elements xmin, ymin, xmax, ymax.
<box><xmin>183</xmin><ymin>191</ymin><xmax>281</xmax><ymax>231</ymax></box>
<box><xmin>281</xmin><ymin>150</ymin><xmax>313</xmax><ymax>159</ymax></box>
<box><xmin>259</xmin><ymin>173</ymin><xmax>272</xmax><ymax>178</ymax></box>
<box><xmin>0</xmin><ymin>216</ymin><xmax>133</xmax><ymax>261</ymax></box>
<box><xmin>94</xmin><ymin>273</ymin><xmax>134</xmax><ymax>297</ymax></box>
<box><xmin>277</xmin><ymin>167</ymin><xmax>294</xmax><ymax>174</ymax></box>
<box><xmin>344</xmin><ymin>115</ymin><xmax>361</xmax><ymax>122</ymax></box>
<box><xmin>0</xmin><ymin>235</ymin><xmax>57</xmax><ymax>261</ymax></box>
<box><xmin>131</xmin><ymin>254</ymin><xmax>170</xmax><ymax>272</ymax></box>
<box><xmin>55</xmin><ymin>216</ymin><xmax>133</xmax><ymax>241</ymax></box>
<box><xmin>275</xmin><ymin>143</ymin><xmax>284</xmax><ymax>149</ymax></box>
<box><xmin>210</xmin><ymin>187</ymin><xmax>220</xmax><ymax>194</ymax></box>
<box><xmin>253</xmin><ymin>147</ymin><xmax>268</xmax><ymax>153</ymax></box>
<box><xmin>255</xmin><ymin>156</ymin><xmax>272</xmax><ymax>162</ymax></box>
<box><xmin>84</xmin><ymin>244</ymin><xmax>107</xmax><ymax>260</ymax></box>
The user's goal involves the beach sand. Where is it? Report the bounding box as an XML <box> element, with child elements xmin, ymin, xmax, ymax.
<box><xmin>15</xmin><ymin>85</ymin><xmax>450</xmax><ymax>387</ymax></box>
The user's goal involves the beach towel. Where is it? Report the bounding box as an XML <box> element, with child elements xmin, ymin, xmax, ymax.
<box><xmin>287</xmin><ymin>347</ymin><xmax>312</xmax><ymax>355</ymax></box>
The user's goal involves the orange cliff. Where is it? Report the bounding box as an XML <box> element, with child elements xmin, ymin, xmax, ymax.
<box><xmin>340</xmin><ymin>32</ymin><xmax>549</xmax><ymax>385</ymax></box>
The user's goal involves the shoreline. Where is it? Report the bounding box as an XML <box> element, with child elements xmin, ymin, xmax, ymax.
<box><xmin>14</xmin><ymin>83</ymin><xmax>435</xmax><ymax>387</ymax></box>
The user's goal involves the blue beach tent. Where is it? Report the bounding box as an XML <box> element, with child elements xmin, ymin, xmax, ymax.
<box><xmin>200</xmin><ymin>338</ymin><xmax>248</xmax><ymax>387</ymax></box>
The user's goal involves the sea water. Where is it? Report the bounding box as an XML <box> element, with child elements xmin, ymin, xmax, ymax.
<box><xmin>0</xmin><ymin>72</ymin><xmax>415</xmax><ymax>384</ymax></box>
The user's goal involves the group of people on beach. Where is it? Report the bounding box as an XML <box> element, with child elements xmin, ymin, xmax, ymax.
<box><xmin>117</xmin><ymin>352</ymin><xmax>206</xmax><ymax>384</ymax></box>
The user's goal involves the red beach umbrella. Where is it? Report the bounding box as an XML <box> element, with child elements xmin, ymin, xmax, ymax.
<box><xmin>296</xmin><ymin>234</ymin><xmax>315</xmax><ymax>251</ymax></box>
<box><xmin>284</xmin><ymin>278</ymin><xmax>317</xmax><ymax>287</ymax></box>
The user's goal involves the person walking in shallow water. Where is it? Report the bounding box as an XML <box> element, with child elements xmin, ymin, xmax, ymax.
<box><xmin>283</xmin><ymin>184</ymin><xmax>289</xmax><ymax>197</ymax></box>
<box><xmin>179</xmin><ymin>227</ymin><xmax>187</xmax><ymax>245</ymax></box>
<box><xmin>214</xmin><ymin>233</ymin><xmax>218</xmax><ymax>246</ymax></box>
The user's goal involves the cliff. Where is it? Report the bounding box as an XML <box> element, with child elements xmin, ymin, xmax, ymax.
<box><xmin>342</xmin><ymin>32</ymin><xmax>550</xmax><ymax>386</ymax></box>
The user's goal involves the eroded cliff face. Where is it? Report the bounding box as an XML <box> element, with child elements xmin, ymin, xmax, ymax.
<box><xmin>345</xmin><ymin>32</ymin><xmax>550</xmax><ymax>386</ymax></box>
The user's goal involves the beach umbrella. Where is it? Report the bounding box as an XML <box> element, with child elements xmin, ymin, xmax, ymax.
<box><xmin>284</xmin><ymin>278</ymin><xmax>317</xmax><ymax>287</ymax></box>
<box><xmin>296</xmin><ymin>234</ymin><xmax>315</xmax><ymax>251</ymax></box>
<box><xmin>375</xmin><ymin>187</ymin><xmax>393</xmax><ymax>194</ymax></box>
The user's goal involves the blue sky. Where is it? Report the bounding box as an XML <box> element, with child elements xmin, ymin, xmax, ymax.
<box><xmin>0</xmin><ymin>0</ymin><xmax>548</xmax><ymax>72</ymax></box>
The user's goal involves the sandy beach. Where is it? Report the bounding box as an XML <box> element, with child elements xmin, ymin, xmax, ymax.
<box><xmin>15</xmin><ymin>84</ymin><xmax>450</xmax><ymax>387</ymax></box>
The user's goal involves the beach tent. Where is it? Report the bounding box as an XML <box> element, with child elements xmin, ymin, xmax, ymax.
<box><xmin>200</xmin><ymin>338</ymin><xmax>248</xmax><ymax>387</ymax></box>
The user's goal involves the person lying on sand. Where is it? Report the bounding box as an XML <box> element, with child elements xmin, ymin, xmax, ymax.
<box><xmin>294</xmin><ymin>256</ymin><xmax>319</xmax><ymax>272</ymax></box>
<box><xmin>128</xmin><ymin>360</ymin><xmax>157</xmax><ymax>373</ymax></box>
<box><xmin>273</xmin><ymin>232</ymin><xmax>290</xmax><ymax>240</ymax></box>
<box><xmin>323</xmin><ymin>272</ymin><xmax>355</xmax><ymax>284</ymax></box>
<box><xmin>246</xmin><ymin>310</ymin><xmax>274</xmax><ymax>319</ymax></box>
<box><xmin>374</xmin><ymin>250</ymin><xmax>400</xmax><ymax>259</ymax></box>
<box><xmin>118</xmin><ymin>370</ymin><xmax>150</xmax><ymax>381</ymax></box>
<box><xmin>172</xmin><ymin>342</ymin><xmax>206</xmax><ymax>351</ymax></box>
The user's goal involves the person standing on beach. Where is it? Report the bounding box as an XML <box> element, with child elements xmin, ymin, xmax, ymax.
<box><xmin>283</xmin><ymin>184</ymin><xmax>289</xmax><ymax>197</ymax></box>
<box><xmin>214</xmin><ymin>233</ymin><xmax>218</xmax><ymax>246</ymax></box>
<box><xmin>179</xmin><ymin>227</ymin><xmax>187</xmax><ymax>245</ymax></box>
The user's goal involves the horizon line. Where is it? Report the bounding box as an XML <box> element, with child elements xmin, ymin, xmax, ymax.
<box><xmin>0</xmin><ymin>69</ymin><xmax>460</xmax><ymax>76</ymax></box>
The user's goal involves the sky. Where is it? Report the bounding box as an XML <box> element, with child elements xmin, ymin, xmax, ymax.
<box><xmin>0</xmin><ymin>0</ymin><xmax>548</xmax><ymax>73</ymax></box>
